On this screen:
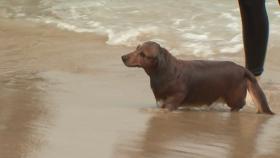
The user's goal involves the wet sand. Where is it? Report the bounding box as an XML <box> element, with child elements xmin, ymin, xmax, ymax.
<box><xmin>1</xmin><ymin>19</ymin><xmax>280</xmax><ymax>158</ymax></box>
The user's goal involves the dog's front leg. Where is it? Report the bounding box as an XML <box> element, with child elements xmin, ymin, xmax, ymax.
<box><xmin>162</xmin><ymin>93</ymin><xmax>185</xmax><ymax>111</ymax></box>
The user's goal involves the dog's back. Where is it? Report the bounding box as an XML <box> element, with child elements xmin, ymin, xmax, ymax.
<box><xmin>177</xmin><ymin>60</ymin><xmax>246</xmax><ymax>105</ymax></box>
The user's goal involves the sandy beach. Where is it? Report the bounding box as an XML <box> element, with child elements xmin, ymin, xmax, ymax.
<box><xmin>1</xmin><ymin>18</ymin><xmax>280</xmax><ymax>158</ymax></box>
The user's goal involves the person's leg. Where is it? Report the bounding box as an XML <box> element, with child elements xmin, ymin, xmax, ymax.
<box><xmin>238</xmin><ymin>0</ymin><xmax>269</xmax><ymax>76</ymax></box>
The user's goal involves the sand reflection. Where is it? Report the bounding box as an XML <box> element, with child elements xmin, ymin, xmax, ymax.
<box><xmin>0</xmin><ymin>72</ymin><xmax>52</xmax><ymax>158</ymax></box>
<box><xmin>116</xmin><ymin>110</ymin><xmax>280</xmax><ymax>158</ymax></box>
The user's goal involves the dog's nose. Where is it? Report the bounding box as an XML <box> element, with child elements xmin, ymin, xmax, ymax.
<box><xmin>122</xmin><ymin>55</ymin><xmax>128</xmax><ymax>62</ymax></box>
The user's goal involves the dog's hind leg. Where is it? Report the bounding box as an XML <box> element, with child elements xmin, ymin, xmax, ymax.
<box><xmin>225</xmin><ymin>81</ymin><xmax>247</xmax><ymax>112</ymax></box>
<box><xmin>227</xmin><ymin>97</ymin><xmax>246</xmax><ymax>112</ymax></box>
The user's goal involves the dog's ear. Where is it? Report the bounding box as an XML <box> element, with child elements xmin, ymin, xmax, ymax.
<box><xmin>159</xmin><ymin>46</ymin><xmax>168</xmax><ymax>56</ymax></box>
<box><xmin>151</xmin><ymin>46</ymin><xmax>160</xmax><ymax>57</ymax></box>
<box><xmin>156</xmin><ymin>46</ymin><xmax>167</xmax><ymax>68</ymax></box>
<box><xmin>143</xmin><ymin>41</ymin><xmax>161</xmax><ymax>58</ymax></box>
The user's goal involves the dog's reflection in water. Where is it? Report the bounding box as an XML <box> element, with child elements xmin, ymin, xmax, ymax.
<box><xmin>116</xmin><ymin>109</ymin><xmax>278</xmax><ymax>158</ymax></box>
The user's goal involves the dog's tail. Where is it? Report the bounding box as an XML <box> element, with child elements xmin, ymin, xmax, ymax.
<box><xmin>245</xmin><ymin>69</ymin><xmax>274</xmax><ymax>114</ymax></box>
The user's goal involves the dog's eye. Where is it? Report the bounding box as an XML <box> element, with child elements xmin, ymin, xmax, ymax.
<box><xmin>139</xmin><ymin>52</ymin><xmax>145</xmax><ymax>57</ymax></box>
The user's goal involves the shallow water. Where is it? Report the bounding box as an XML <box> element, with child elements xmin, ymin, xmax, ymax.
<box><xmin>1</xmin><ymin>65</ymin><xmax>280</xmax><ymax>158</ymax></box>
<box><xmin>1</xmin><ymin>23</ymin><xmax>280</xmax><ymax>157</ymax></box>
<box><xmin>1</xmin><ymin>1</ymin><xmax>280</xmax><ymax>158</ymax></box>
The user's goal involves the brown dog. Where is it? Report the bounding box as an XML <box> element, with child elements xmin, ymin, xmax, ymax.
<box><xmin>122</xmin><ymin>41</ymin><xmax>273</xmax><ymax>114</ymax></box>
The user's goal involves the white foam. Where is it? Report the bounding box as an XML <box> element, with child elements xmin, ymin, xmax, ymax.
<box><xmin>16</xmin><ymin>13</ymin><xmax>26</xmax><ymax>17</ymax></box>
<box><xmin>220</xmin><ymin>13</ymin><xmax>237</xmax><ymax>21</ymax></box>
<box><xmin>274</xmin><ymin>11</ymin><xmax>280</xmax><ymax>17</ymax></box>
<box><xmin>86</xmin><ymin>21</ymin><xmax>101</xmax><ymax>28</ymax></box>
<box><xmin>220</xmin><ymin>44</ymin><xmax>242</xmax><ymax>54</ymax></box>
<box><xmin>173</xmin><ymin>18</ymin><xmax>184</xmax><ymax>26</ymax></box>
<box><xmin>184</xmin><ymin>43</ymin><xmax>214</xmax><ymax>56</ymax></box>
<box><xmin>45</xmin><ymin>19</ymin><xmax>95</xmax><ymax>33</ymax></box>
<box><xmin>229</xmin><ymin>34</ymin><xmax>242</xmax><ymax>43</ymax></box>
<box><xmin>183</xmin><ymin>33</ymin><xmax>209</xmax><ymax>41</ymax></box>
<box><xmin>226</xmin><ymin>22</ymin><xmax>240</xmax><ymax>32</ymax></box>
<box><xmin>29</xmin><ymin>17</ymin><xmax>99</xmax><ymax>33</ymax></box>
<box><xmin>10</xmin><ymin>0</ymin><xmax>278</xmax><ymax>58</ymax></box>
<box><xmin>105</xmin><ymin>26</ymin><xmax>159</xmax><ymax>46</ymax></box>
<box><xmin>30</xmin><ymin>17</ymin><xmax>159</xmax><ymax>47</ymax></box>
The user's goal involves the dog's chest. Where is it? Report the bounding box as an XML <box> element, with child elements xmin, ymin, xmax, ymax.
<box><xmin>156</xmin><ymin>99</ymin><xmax>164</xmax><ymax>108</ymax></box>
<box><xmin>151</xmin><ymin>82</ymin><xmax>173</xmax><ymax>98</ymax></box>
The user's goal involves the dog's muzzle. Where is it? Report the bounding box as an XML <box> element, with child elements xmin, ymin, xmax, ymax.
<box><xmin>122</xmin><ymin>55</ymin><xmax>129</xmax><ymax>63</ymax></box>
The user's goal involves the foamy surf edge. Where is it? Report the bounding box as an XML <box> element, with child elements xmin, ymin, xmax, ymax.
<box><xmin>27</xmin><ymin>17</ymin><xmax>244</xmax><ymax>57</ymax></box>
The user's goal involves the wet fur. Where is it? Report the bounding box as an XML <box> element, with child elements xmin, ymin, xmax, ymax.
<box><xmin>122</xmin><ymin>41</ymin><xmax>273</xmax><ymax>114</ymax></box>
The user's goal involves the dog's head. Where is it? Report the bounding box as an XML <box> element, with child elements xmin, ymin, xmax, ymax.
<box><xmin>122</xmin><ymin>41</ymin><xmax>162</xmax><ymax>69</ymax></box>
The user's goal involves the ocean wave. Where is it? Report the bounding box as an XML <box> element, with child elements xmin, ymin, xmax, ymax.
<box><xmin>183</xmin><ymin>33</ymin><xmax>209</xmax><ymax>41</ymax></box>
<box><xmin>183</xmin><ymin>43</ymin><xmax>214</xmax><ymax>56</ymax></box>
<box><xmin>30</xmin><ymin>18</ymin><xmax>96</xmax><ymax>33</ymax></box>
<box><xmin>2</xmin><ymin>0</ymin><xmax>278</xmax><ymax>57</ymax></box>
<box><xmin>220</xmin><ymin>44</ymin><xmax>243</xmax><ymax>54</ymax></box>
<box><xmin>220</xmin><ymin>13</ymin><xmax>238</xmax><ymax>21</ymax></box>
<box><xmin>106</xmin><ymin>26</ymin><xmax>159</xmax><ymax>46</ymax></box>
<box><xmin>30</xmin><ymin>17</ymin><xmax>160</xmax><ymax>47</ymax></box>
<box><xmin>30</xmin><ymin>17</ymin><xmax>243</xmax><ymax>56</ymax></box>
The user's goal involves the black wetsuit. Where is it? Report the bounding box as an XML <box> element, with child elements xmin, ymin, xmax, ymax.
<box><xmin>238</xmin><ymin>0</ymin><xmax>269</xmax><ymax>76</ymax></box>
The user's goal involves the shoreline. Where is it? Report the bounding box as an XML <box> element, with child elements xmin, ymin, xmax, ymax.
<box><xmin>1</xmin><ymin>18</ymin><xmax>280</xmax><ymax>158</ymax></box>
